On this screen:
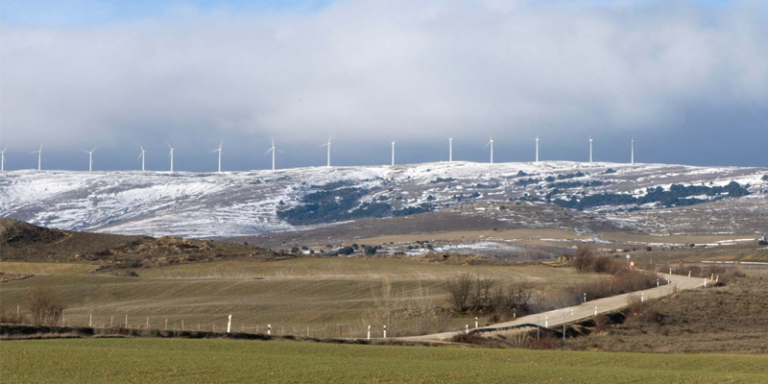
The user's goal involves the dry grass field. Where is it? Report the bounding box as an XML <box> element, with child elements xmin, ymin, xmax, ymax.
<box><xmin>0</xmin><ymin>257</ymin><xmax>597</xmax><ymax>338</ymax></box>
<box><xmin>564</xmin><ymin>272</ymin><xmax>768</xmax><ymax>354</ymax></box>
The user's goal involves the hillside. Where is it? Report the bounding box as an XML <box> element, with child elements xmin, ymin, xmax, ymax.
<box><xmin>0</xmin><ymin>161</ymin><xmax>766</xmax><ymax>238</ymax></box>
<box><xmin>0</xmin><ymin>219</ymin><xmax>286</xmax><ymax>267</ymax></box>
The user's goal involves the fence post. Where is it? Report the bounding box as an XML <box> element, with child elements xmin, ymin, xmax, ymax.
<box><xmin>89</xmin><ymin>313</ymin><xmax>93</xmax><ymax>327</ymax></box>
<box><xmin>383</xmin><ymin>325</ymin><xmax>387</xmax><ymax>339</ymax></box>
<box><xmin>268</xmin><ymin>324</ymin><xmax>271</xmax><ymax>335</ymax></box>
<box><xmin>367</xmin><ymin>325</ymin><xmax>371</xmax><ymax>340</ymax></box>
<box><xmin>474</xmin><ymin>317</ymin><xmax>478</xmax><ymax>329</ymax></box>
<box><xmin>227</xmin><ymin>315</ymin><xmax>232</xmax><ymax>333</ymax></box>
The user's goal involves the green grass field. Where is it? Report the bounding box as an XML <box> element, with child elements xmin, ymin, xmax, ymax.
<box><xmin>3</xmin><ymin>338</ymin><xmax>767</xmax><ymax>383</ymax></box>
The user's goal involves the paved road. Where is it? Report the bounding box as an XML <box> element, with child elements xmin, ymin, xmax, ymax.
<box><xmin>399</xmin><ymin>273</ymin><xmax>708</xmax><ymax>342</ymax></box>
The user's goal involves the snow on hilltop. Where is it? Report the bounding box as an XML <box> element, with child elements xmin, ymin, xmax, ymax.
<box><xmin>0</xmin><ymin>161</ymin><xmax>765</xmax><ymax>238</ymax></box>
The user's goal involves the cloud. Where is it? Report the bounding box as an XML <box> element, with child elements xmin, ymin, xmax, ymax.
<box><xmin>1</xmin><ymin>0</ymin><xmax>767</xmax><ymax>168</ymax></box>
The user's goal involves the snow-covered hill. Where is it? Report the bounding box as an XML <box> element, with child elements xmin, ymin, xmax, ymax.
<box><xmin>1</xmin><ymin>161</ymin><xmax>765</xmax><ymax>238</ymax></box>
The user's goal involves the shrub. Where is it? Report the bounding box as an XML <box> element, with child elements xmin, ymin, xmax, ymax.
<box><xmin>571</xmin><ymin>245</ymin><xmax>597</xmax><ymax>272</ymax></box>
<box><xmin>26</xmin><ymin>286</ymin><xmax>65</xmax><ymax>326</ymax></box>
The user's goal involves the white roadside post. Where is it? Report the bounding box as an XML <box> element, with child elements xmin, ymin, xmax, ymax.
<box><xmin>704</xmin><ymin>278</ymin><xmax>707</xmax><ymax>288</ymax></box>
<box><xmin>383</xmin><ymin>325</ymin><xmax>387</xmax><ymax>339</ymax></box>
<box><xmin>545</xmin><ymin>316</ymin><xmax>548</xmax><ymax>328</ymax></box>
<box><xmin>711</xmin><ymin>273</ymin><xmax>714</xmax><ymax>281</ymax></box>
<box><xmin>165</xmin><ymin>319</ymin><xmax>168</xmax><ymax>331</ymax></box>
<box><xmin>716</xmin><ymin>275</ymin><xmax>719</xmax><ymax>283</ymax></box>
<box><xmin>570</xmin><ymin>309</ymin><xmax>574</xmax><ymax>317</ymax></box>
<box><xmin>125</xmin><ymin>315</ymin><xmax>128</xmax><ymax>328</ymax></box>
<box><xmin>669</xmin><ymin>268</ymin><xmax>672</xmax><ymax>275</ymax></box>
<box><xmin>583</xmin><ymin>293</ymin><xmax>586</xmax><ymax>303</ymax></box>
<box><xmin>641</xmin><ymin>293</ymin><xmax>644</xmax><ymax>303</ymax></box>
<box><xmin>475</xmin><ymin>317</ymin><xmax>478</xmax><ymax>329</ymax></box>
<box><xmin>227</xmin><ymin>315</ymin><xmax>232</xmax><ymax>333</ymax></box>
<box><xmin>367</xmin><ymin>325</ymin><xmax>371</xmax><ymax>340</ymax></box>
<box><xmin>146</xmin><ymin>317</ymin><xmax>149</xmax><ymax>329</ymax></box>
<box><xmin>89</xmin><ymin>313</ymin><xmax>93</xmax><ymax>327</ymax></box>
<box><xmin>688</xmin><ymin>271</ymin><xmax>691</xmax><ymax>277</ymax></box>
<box><xmin>268</xmin><ymin>324</ymin><xmax>271</xmax><ymax>335</ymax></box>
<box><xmin>657</xmin><ymin>279</ymin><xmax>660</xmax><ymax>287</ymax></box>
<box><xmin>465</xmin><ymin>324</ymin><xmax>469</xmax><ymax>335</ymax></box>
<box><xmin>594</xmin><ymin>306</ymin><xmax>597</xmax><ymax>316</ymax></box>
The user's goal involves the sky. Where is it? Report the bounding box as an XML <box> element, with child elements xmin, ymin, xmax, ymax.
<box><xmin>1</xmin><ymin>0</ymin><xmax>766</xmax><ymax>172</ymax></box>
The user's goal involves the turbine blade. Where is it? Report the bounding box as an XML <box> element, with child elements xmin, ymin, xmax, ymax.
<box><xmin>264</xmin><ymin>148</ymin><xmax>273</xmax><ymax>155</ymax></box>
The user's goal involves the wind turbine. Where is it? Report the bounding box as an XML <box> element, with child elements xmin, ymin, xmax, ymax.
<box><xmin>83</xmin><ymin>147</ymin><xmax>97</xmax><ymax>172</ymax></box>
<box><xmin>166</xmin><ymin>141</ymin><xmax>174</xmax><ymax>172</ymax></box>
<box><xmin>320</xmin><ymin>137</ymin><xmax>331</xmax><ymax>167</ymax></box>
<box><xmin>589</xmin><ymin>136</ymin><xmax>593</xmax><ymax>164</ymax></box>
<box><xmin>535</xmin><ymin>135</ymin><xmax>540</xmax><ymax>163</ymax></box>
<box><xmin>631</xmin><ymin>137</ymin><xmax>635</xmax><ymax>165</ymax></box>
<box><xmin>484</xmin><ymin>136</ymin><xmax>494</xmax><ymax>164</ymax></box>
<box><xmin>448</xmin><ymin>138</ymin><xmax>453</xmax><ymax>162</ymax></box>
<box><xmin>0</xmin><ymin>147</ymin><xmax>7</xmax><ymax>171</ymax></box>
<box><xmin>31</xmin><ymin>145</ymin><xmax>43</xmax><ymax>170</ymax></box>
<box><xmin>391</xmin><ymin>140</ymin><xmax>396</xmax><ymax>166</ymax></box>
<box><xmin>138</xmin><ymin>145</ymin><xmax>147</xmax><ymax>171</ymax></box>
<box><xmin>265</xmin><ymin>139</ymin><xmax>281</xmax><ymax>171</ymax></box>
<box><xmin>211</xmin><ymin>141</ymin><xmax>223</xmax><ymax>173</ymax></box>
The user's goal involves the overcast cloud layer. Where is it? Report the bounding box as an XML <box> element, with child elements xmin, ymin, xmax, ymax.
<box><xmin>1</xmin><ymin>0</ymin><xmax>767</xmax><ymax>171</ymax></box>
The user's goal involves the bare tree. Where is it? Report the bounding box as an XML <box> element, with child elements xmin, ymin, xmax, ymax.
<box><xmin>446</xmin><ymin>273</ymin><xmax>473</xmax><ymax>312</ymax></box>
<box><xmin>26</xmin><ymin>286</ymin><xmax>65</xmax><ymax>326</ymax></box>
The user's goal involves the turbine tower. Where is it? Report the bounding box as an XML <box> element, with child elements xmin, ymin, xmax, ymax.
<box><xmin>138</xmin><ymin>145</ymin><xmax>147</xmax><ymax>171</ymax></box>
<box><xmin>589</xmin><ymin>136</ymin><xmax>593</xmax><ymax>164</ymax></box>
<box><xmin>166</xmin><ymin>141</ymin><xmax>174</xmax><ymax>172</ymax></box>
<box><xmin>391</xmin><ymin>140</ymin><xmax>396</xmax><ymax>166</ymax></box>
<box><xmin>0</xmin><ymin>147</ymin><xmax>7</xmax><ymax>172</ymax></box>
<box><xmin>320</xmin><ymin>137</ymin><xmax>331</xmax><ymax>167</ymax></box>
<box><xmin>448</xmin><ymin>138</ymin><xmax>453</xmax><ymax>162</ymax></box>
<box><xmin>211</xmin><ymin>141</ymin><xmax>223</xmax><ymax>173</ymax></box>
<box><xmin>31</xmin><ymin>145</ymin><xmax>43</xmax><ymax>170</ymax></box>
<box><xmin>631</xmin><ymin>137</ymin><xmax>635</xmax><ymax>165</ymax></box>
<box><xmin>83</xmin><ymin>147</ymin><xmax>97</xmax><ymax>172</ymax></box>
<box><xmin>484</xmin><ymin>136</ymin><xmax>494</xmax><ymax>164</ymax></box>
<box><xmin>265</xmin><ymin>139</ymin><xmax>280</xmax><ymax>171</ymax></box>
<box><xmin>535</xmin><ymin>135</ymin><xmax>540</xmax><ymax>163</ymax></box>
